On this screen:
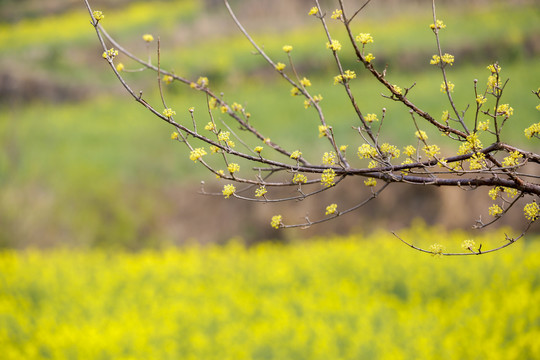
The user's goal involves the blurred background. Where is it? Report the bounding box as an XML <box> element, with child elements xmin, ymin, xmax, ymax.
<box><xmin>1</xmin><ymin>0</ymin><xmax>539</xmax><ymax>249</ymax></box>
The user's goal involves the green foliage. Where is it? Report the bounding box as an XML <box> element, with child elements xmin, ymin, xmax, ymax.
<box><xmin>1</xmin><ymin>227</ymin><xmax>540</xmax><ymax>359</ymax></box>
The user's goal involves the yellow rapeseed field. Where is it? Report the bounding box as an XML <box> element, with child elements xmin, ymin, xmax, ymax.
<box><xmin>1</xmin><ymin>226</ymin><xmax>539</xmax><ymax>359</ymax></box>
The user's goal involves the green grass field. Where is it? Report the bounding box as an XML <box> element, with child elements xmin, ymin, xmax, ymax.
<box><xmin>1</xmin><ymin>227</ymin><xmax>539</xmax><ymax>360</ymax></box>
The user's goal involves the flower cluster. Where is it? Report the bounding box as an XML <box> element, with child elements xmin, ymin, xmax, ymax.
<box><xmin>423</xmin><ymin>145</ymin><xmax>441</xmax><ymax>158</ymax></box>
<box><xmin>322</xmin><ymin>152</ymin><xmax>337</xmax><ymax>165</ymax></box>
<box><xmin>290</xmin><ymin>150</ymin><xmax>302</xmax><ymax>160</ymax></box>
<box><xmin>227</xmin><ymin>163</ymin><xmax>240</xmax><ymax>174</ymax></box>
<box><xmin>189</xmin><ymin>148</ymin><xmax>207</xmax><ymax>162</ymax></box>
<box><xmin>524</xmin><ymin>202</ymin><xmax>540</xmax><ymax>221</ymax></box>
<box><xmin>365</xmin><ymin>113</ymin><xmax>378</xmax><ymax>123</ymax></box>
<box><xmin>356</xmin><ymin>33</ymin><xmax>373</xmax><ymax>45</ymax></box>
<box><xmin>415</xmin><ymin>130</ymin><xmax>428</xmax><ymax>141</ymax></box>
<box><xmin>321</xmin><ymin>168</ymin><xmax>336</xmax><ymax>187</ymax></box>
<box><xmin>255</xmin><ymin>186</ymin><xmax>267</xmax><ymax>198</ymax></box>
<box><xmin>524</xmin><ymin>122</ymin><xmax>540</xmax><ymax>139</ymax></box>
<box><xmin>357</xmin><ymin>144</ymin><xmax>377</xmax><ymax>159</ymax></box>
<box><xmin>440</xmin><ymin>81</ymin><xmax>455</xmax><ymax>93</ymax></box>
<box><xmin>162</xmin><ymin>108</ymin><xmax>176</xmax><ymax>118</ymax></box>
<box><xmin>430</xmin><ymin>53</ymin><xmax>454</xmax><ymax>66</ymax></box>
<box><xmin>326</xmin><ymin>39</ymin><xmax>342</xmax><ymax>52</ymax></box>
<box><xmin>308</xmin><ymin>7</ymin><xmax>318</xmax><ymax>16</ymax></box>
<box><xmin>429</xmin><ymin>243</ymin><xmax>445</xmax><ymax>257</ymax></box>
<box><xmin>380</xmin><ymin>143</ymin><xmax>400</xmax><ymax>159</ymax></box>
<box><xmin>282</xmin><ymin>45</ymin><xmax>293</xmax><ymax>53</ymax></box>
<box><xmin>331</xmin><ymin>9</ymin><xmax>343</xmax><ymax>20</ymax></box>
<box><xmin>275</xmin><ymin>62</ymin><xmax>286</xmax><ymax>71</ymax></box>
<box><xmin>318</xmin><ymin>125</ymin><xmax>329</xmax><ymax>138</ymax></box>
<box><xmin>496</xmin><ymin>104</ymin><xmax>514</xmax><ymax>117</ymax></box>
<box><xmin>142</xmin><ymin>34</ymin><xmax>154</xmax><ymax>42</ymax></box>
<box><xmin>430</xmin><ymin>19</ymin><xmax>446</xmax><ymax>30</ymax></box>
<box><xmin>270</xmin><ymin>215</ymin><xmax>282</xmax><ymax>229</ymax></box>
<box><xmin>325</xmin><ymin>203</ymin><xmax>338</xmax><ymax>215</ymax></box>
<box><xmin>333</xmin><ymin>70</ymin><xmax>356</xmax><ymax>85</ymax></box>
<box><xmin>502</xmin><ymin>151</ymin><xmax>522</xmax><ymax>167</ymax></box>
<box><xmin>364</xmin><ymin>178</ymin><xmax>377</xmax><ymax>187</ymax></box>
<box><xmin>222</xmin><ymin>184</ymin><xmax>236</xmax><ymax>199</ymax></box>
<box><xmin>293</xmin><ymin>173</ymin><xmax>308</xmax><ymax>184</ymax></box>
<box><xmin>102</xmin><ymin>48</ymin><xmax>119</xmax><ymax>60</ymax></box>
<box><xmin>92</xmin><ymin>10</ymin><xmax>104</xmax><ymax>21</ymax></box>
<box><xmin>489</xmin><ymin>204</ymin><xmax>503</xmax><ymax>217</ymax></box>
<box><xmin>461</xmin><ymin>239</ymin><xmax>476</xmax><ymax>251</ymax></box>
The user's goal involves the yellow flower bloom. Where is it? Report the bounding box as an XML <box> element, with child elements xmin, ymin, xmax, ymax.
<box><xmin>290</xmin><ymin>150</ymin><xmax>302</xmax><ymax>160</ymax></box>
<box><xmin>440</xmin><ymin>81</ymin><xmax>455</xmax><ymax>93</ymax></box>
<box><xmin>293</xmin><ymin>173</ymin><xmax>308</xmax><ymax>184</ymax></box>
<box><xmin>429</xmin><ymin>243</ymin><xmax>445</xmax><ymax>257</ymax></box>
<box><xmin>255</xmin><ymin>186</ymin><xmax>267</xmax><ymax>198</ymax></box>
<box><xmin>282</xmin><ymin>45</ymin><xmax>293</xmax><ymax>53</ymax></box>
<box><xmin>189</xmin><ymin>148</ymin><xmax>207</xmax><ymax>162</ymax></box>
<box><xmin>319</xmin><ymin>125</ymin><xmax>328</xmax><ymax>138</ymax></box>
<box><xmin>524</xmin><ymin>123</ymin><xmax>540</xmax><ymax>139</ymax></box>
<box><xmin>356</xmin><ymin>33</ymin><xmax>374</xmax><ymax>44</ymax></box>
<box><xmin>92</xmin><ymin>10</ymin><xmax>104</xmax><ymax>21</ymax></box>
<box><xmin>415</xmin><ymin>130</ymin><xmax>428</xmax><ymax>141</ymax></box>
<box><xmin>227</xmin><ymin>163</ymin><xmax>240</xmax><ymax>174</ymax></box>
<box><xmin>365</xmin><ymin>53</ymin><xmax>375</xmax><ymax>63</ymax></box>
<box><xmin>204</xmin><ymin>122</ymin><xmax>215</xmax><ymax>131</ymax></box>
<box><xmin>322</xmin><ymin>152</ymin><xmax>337</xmax><ymax>165</ymax></box>
<box><xmin>489</xmin><ymin>204</ymin><xmax>503</xmax><ymax>217</ymax></box>
<box><xmin>308</xmin><ymin>7</ymin><xmax>318</xmax><ymax>16</ymax></box>
<box><xmin>275</xmin><ymin>62</ymin><xmax>286</xmax><ymax>71</ymax></box>
<box><xmin>502</xmin><ymin>151</ymin><xmax>522</xmax><ymax>167</ymax></box>
<box><xmin>222</xmin><ymin>184</ymin><xmax>236</xmax><ymax>199</ymax></box>
<box><xmin>364</xmin><ymin>177</ymin><xmax>377</xmax><ymax>187</ymax></box>
<box><xmin>325</xmin><ymin>203</ymin><xmax>338</xmax><ymax>215</ymax></box>
<box><xmin>331</xmin><ymin>9</ymin><xmax>342</xmax><ymax>20</ymax></box>
<box><xmin>116</xmin><ymin>63</ymin><xmax>125</xmax><ymax>72</ymax></box>
<box><xmin>496</xmin><ymin>104</ymin><xmax>514</xmax><ymax>117</ymax></box>
<box><xmin>357</xmin><ymin>144</ymin><xmax>377</xmax><ymax>159</ymax></box>
<box><xmin>326</xmin><ymin>39</ymin><xmax>342</xmax><ymax>52</ymax></box>
<box><xmin>171</xmin><ymin>132</ymin><xmax>179</xmax><ymax>140</ymax></box>
<box><xmin>524</xmin><ymin>202</ymin><xmax>540</xmax><ymax>221</ymax></box>
<box><xmin>142</xmin><ymin>34</ymin><xmax>154</xmax><ymax>42</ymax></box>
<box><xmin>254</xmin><ymin>146</ymin><xmax>263</xmax><ymax>154</ymax></box>
<box><xmin>423</xmin><ymin>144</ymin><xmax>441</xmax><ymax>158</ymax></box>
<box><xmin>321</xmin><ymin>168</ymin><xmax>336</xmax><ymax>187</ymax></box>
<box><xmin>163</xmin><ymin>75</ymin><xmax>174</xmax><ymax>84</ymax></box>
<box><xmin>365</xmin><ymin>113</ymin><xmax>378</xmax><ymax>123</ymax></box>
<box><xmin>162</xmin><ymin>108</ymin><xmax>176</xmax><ymax>118</ymax></box>
<box><xmin>300</xmin><ymin>77</ymin><xmax>312</xmax><ymax>87</ymax></box>
<box><xmin>430</xmin><ymin>19</ymin><xmax>446</xmax><ymax>30</ymax></box>
<box><xmin>270</xmin><ymin>215</ymin><xmax>283</xmax><ymax>229</ymax></box>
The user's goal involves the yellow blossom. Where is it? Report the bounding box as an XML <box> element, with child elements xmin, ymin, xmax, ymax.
<box><xmin>356</xmin><ymin>33</ymin><xmax>374</xmax><ymax>44</ymax></box>
<box><xmin>504</xmin><ymin>187</ymin><xmax>518</xmax><ymax>198</ymax></box>
<box><xmin>290</xmin><ymin>150</ymin><xmax>302</xmax><ymax>160</ymax></box>
<box><xmin>392</xmin><ymin>85</ymin><xmax>402</xmax><ymax>95</ymax></box>
<box><xmin>364</xmin><ymin>178</ymin><xmax>377</xmax><ymax>187</ymax></box>
<box><xmin>282</xmin><ymin>45</ymin><xmax>293</xmax><ymax>53</ymax></box>
<box><xmin>326</xmin><ymin>39</ymin><xmax>342</xmax><ymax>51</ymax></box>
<box><xmin>204</xmin><ymin>122</ymin><xmax>215</xmax><ymax>131</ymax></box>
<box><xmin>496</xmin><ymin>104</ymin><xmax>514</xmax><ymax>117</ymax></box>
<box><xmin>468</xmin><ymin>153</ymin><xmax>486</xmax><ymax>170</ymax></box>
<box><xmin>487</xmin><ymin>63</ymin><xmax>501</xmax><ymax>73</ymax></box>
<box><xmin>524</xmin><ymin>123</ymin><xmax>540</xmax><ymax>139</ymax></box>
<box><xmin>365</xmin><ymin>113</ymin><xmax>379</xmax><ymax>123</ymax></box>
<box><xmin>331</xmin><ymin>9</ymin><xmax>342</xmax><ymax>20</ymax></box>
<box><xmin>357</xmin><ymin>144</ymin><xmax>377</xmax><ymax>159</ymax></box>
<box><xmin>92</xmin><ymin>10</ymin><xmax>104</xmax><ymax>21</ymax></box>
<box><xmin>321</xmin><ymin>168</ymin><xmax>336</xmax><ymax>187</ymax></box>
<box><xmin>222</xmin><ymin>184</ymin><xmax>236</xmax><ymax>199</ymax></box>
<box><xmin>300</xmin><ymin>77</ymin><xmax>312</xmax><ymax>87</ymax></box>
<box><xmin>319</xmin><ymin>125</ymin><xmax>328</xmax><ymax>138</ymax></box>
<box><xmin>489</xmin><ymin>204</ymin><xmax>503</xmax><ymax>217</ymax></box>
<box><xmin>215</xmin><ymin>169</ymin><xmax>225</xmax><ymax>179</ymax></box>
<box><xmin>430</xmin><ymin>19</ymin><xmax>446</xmax><ymax>30</ymax></box>
<box><xmin>462</xmin><ymin>239</ymin><xmax>476</xmax><ymax>251</ymax></box>
<box><xmin>231</xmin><ymin>102</ymin><xmax>243</xmax><ymax>112</ymax></box>
<box><xmin>196</xmin><ymin>76</ymin><xmax>209</xmax><ymax>87</ymax></box>
<box><xmin>380</xmin><ymin>143</ymin><xmax>400</xmax><ymax>159</ymax></box>
<box><xmin>339</xmin><ymin>145</ymin><xmax>348</xmax><ymax>152</ymax></box>
<box><xmin>429</xmin><ymin>243</ymin><xmax>445</xmax><ymax>257</ymax></box>
<box><xmin>171</xmin><ymin>132</ymin><xmax>178</xmax><ymax>140</ymax></box>
<box><xmin>210</xmin><ymin>145</ymin><xmax>220</xmax><ymax>154</ymax></box>
<box><xmin>502</xmin><ymin>151</ymin><xmax>522</xmax><ymax>167</ymax></box>
<box><xmin>189</xmin><ymin>148</ymin><xmax>207</xmax><ymax>162</ymax></box>
<box><xmin>441</xmin><ymin>53</ymin><xmax>454</xmax><ymax>65</ymax></box>
<box><xmin>478</xmin><ymin>120</ymin><xmax>490</xmax><ymax>131</ymax></box>
<box><xmin>290</xmin><ymin>87</ymin><xmax>300</xmax><ymax>96</ymax></box>
<box><xmin>365</xmin><ymin>53</ymin><xmax>375</xmax><ymax>63</ymax></box>
<box><xmin>293</xmin><ymin>173</ymin><xmax>308</xmax><ymax>184</ymax></box>
<box><xmin>116</xmin><ymin>63</ymin><xmax>125</xmax><ymax>72</ymax></box>
<box><xmin>404</xmin><ymin>145</ymin><xmax>416</xmax><ymax>157</ymax></box>
<box><xmin>487</xmin><ymin>75</ymin><xmax>501</xmax><ymax>91</ymax></box>
<box><xmin>476</xmin><ymin>95</ymin><xmax>487</xmax><ymax>105</ymax></box>
<box><xmin>440</xmin><ymin>81</ymin><xmax>455</xmax><ymax>93</ymax></box>
<box><xmin>227</xmin><ymin>163</ymin><xmax>240</xmax><ymax>174</ymax></box>
<box><xmin>163</xmin><ymin>75</ymin><xmax>174</xmax><ymax>84</ymax></box>
<box><xmin>430</xmin><ymin>55</ymin><xmax>441</xmax><ymax>65</ymax></box>
<box><xmin>322</xmin><ymin>152</ymin><xmax>337</xmax><ymax>165</ymax></box>
<box><xmin>255</xmin><ymin>186</ymin><xmax>267</xmax><ymax>198</ymax></box>
<box><xmin>423</xmin><ymin>145</ymin><xmax>441</xmax><ymax>158</ymax></box>
<box><xmin>489</xmin><ymin>187</ymin><xmax>501</xmax><ymax>200</ymax></box>
<box><xmin>102</xmin><ymin>48</ymin><xmax>118</xmax><ymax>59</ymax></box>
<box><xmin>415</xmin><ymin>130</ymin><xmax>428</xmax><ymax>141</ymax></box>
<box><xmin>275</xmin><ymin>62</ymin><xmax>286</xmax><ymax>71</ymax></box>
<box><xmin>162</xmin><ymin>108</ymin><xmax>176</xmax><ymax>118</ymax></box>
<box><xmin>218</xmin><ymin>131</ymin><xmax>230</xmax><ymax>142</ymax></box>
<box><xmin>325</xmin><ymin>203</ymin><xmax>338</xmax><ymax>215</ymax></box>
<box><xmin>270</xmin><ymin>215</ymin><xmax>283</xmax><ymax>229</ymax></box>
<box><xmin>254</xmin><ymin>146</ymin><xmax>263</xmax><ymax>154</ymax></box>
<box><xmin>441</xmin><ymin>110</ymin><xmax>450</xmax><ymax>122</ymax></box>
<box><xmin>524</xmin><ymin>202</ymin><xmax>540</xmax><ymax>221</ymax></box>
<box><xmin>142</xmin><ymin>34</ymin><xmax>154</xmax><ymax>42</ymax></box>
<box><xmin>308</xmin><ymin>7</ymin><xmax>318</xmax><ymax>16</ymax></box>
